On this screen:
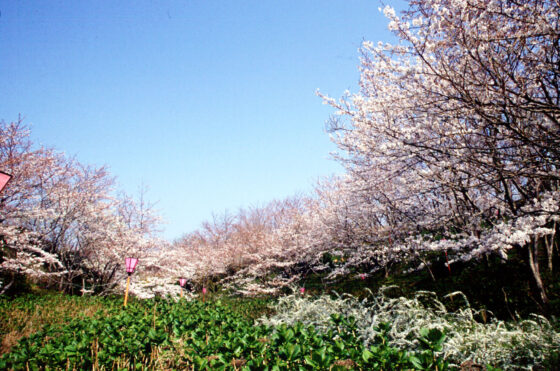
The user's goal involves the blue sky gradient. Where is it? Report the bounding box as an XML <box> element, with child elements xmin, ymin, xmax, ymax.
<box><xmin>0</xmin><ymin>0</ymin><xmax>403</xmax><ymax>240</ymax></box>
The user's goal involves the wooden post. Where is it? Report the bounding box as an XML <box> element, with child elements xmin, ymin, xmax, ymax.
<box><xmin>180</xmin><ymin>286</ymin><xmax>183</xmax><ymax>298</ymax></box>
<box><xmin>124</xmin><ymin>275</ymin><xmax>131</xmax><ymax>307</ymax></box>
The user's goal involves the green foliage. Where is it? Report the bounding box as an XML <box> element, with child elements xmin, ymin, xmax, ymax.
<box><xmin>408</xmin><ymin>328</ymin><xmax>448</xmax><ymax>371</ymax></box>
<box><xmin>361</xmin><ymin>322</ymin><xmax>413</xmax><ymax>370</ymax></box>
<box><xmin>216</xmin><ymin>296</ymin><xmax>275</xmax><ymax>320</ymax></box>
<box><xmin>0</xmin><ymin>294</ymin><xmax>451</xmax><ymax>370</ymax></box>
<box><xmin>2</xmin><ymin>290</ymin><xmax>558</xmax><ymax>369</ymax></box>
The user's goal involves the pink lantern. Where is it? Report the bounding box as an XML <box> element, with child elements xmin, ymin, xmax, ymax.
<box><xmin>202</xmin><ymin>287</ymin><xmax>207</xmax><ymax>295</ymax></box>
<box><xmin>360</xmin><ymin>273</ymin><xmax>366</xmax><ymax>280</ymax></box>
<box><xmin>125</xmin><ymin>257</ymin><xmax>138</xmax><ymax>274</ymax></box>
<box><xmin>300</xmin><ymin>287</ymin><xmax>305</xmax><ymax>294</ymax></box>
<box><xmin>178</xmin><ymin>278</ymin><xmax>187</xmax><ymax>299</ymax></box>
<box><xmin>0</xmin><ymin>171</ymin><xmax>12</xmax><ymax>193</ymax></box>
<box><xmin>123</xmin><ymin>257</ymin><xmax>138</xmax><ymax>307</ymax></box>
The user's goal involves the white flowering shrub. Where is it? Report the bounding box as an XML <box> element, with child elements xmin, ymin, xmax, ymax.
<box><xmin>258</xmin><ymin>287</ymin><xmax>368</xmax><ymax>333</ymax></box>
<box><xmin>260</xmin><ymin>287</ymin><xmax>560</xmax><ymax>369</ymax></box>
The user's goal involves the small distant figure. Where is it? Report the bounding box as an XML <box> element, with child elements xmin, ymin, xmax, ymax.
<box><xmin>184</xmin><ymin>280</ymin><xmax>193</xmax><ymax>291</ymax></box>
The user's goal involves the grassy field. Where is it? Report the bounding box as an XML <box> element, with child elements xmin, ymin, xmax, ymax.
<box><xmin>0</xmin><ymin>291</ymin><xmax>449</xmax><ymax>370</ymax></box>
<box><xmin>0</xmin><ymin>292</ymin><xmax>119</xmax><ymax>355</ymax></box>
<box><xmin>0</xmin><ymin>288</ymin><xmax>558</xmax><ymax>370</ymax></box>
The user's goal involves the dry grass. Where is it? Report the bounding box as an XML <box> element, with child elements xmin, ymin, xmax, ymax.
<box><xmin>0</xmin><ymin>292</ymin><xmax>114</xmax><ymax>355</ymax></box>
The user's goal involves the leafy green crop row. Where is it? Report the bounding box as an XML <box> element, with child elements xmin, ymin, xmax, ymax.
<box><xmin>1</xmin><ymin>295</ymin><xmax>449</xmax><ymax>370</ymax></box>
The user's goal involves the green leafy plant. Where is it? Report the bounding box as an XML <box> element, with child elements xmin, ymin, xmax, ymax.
<box><xmin>2</xmin><ymin>290</ymin><xmax>558</xmax><ymax>370</ymax></box>
<box><xmin>408</xmin><ymin>328</ymin><xmax>448</xmax><ymax>370</ymax></box>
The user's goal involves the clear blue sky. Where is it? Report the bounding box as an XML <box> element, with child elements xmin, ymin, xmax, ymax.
<box><xmin>0</xmin><ymin>0</ymin><xmax>403</xmax><ymax>240</ymax></box>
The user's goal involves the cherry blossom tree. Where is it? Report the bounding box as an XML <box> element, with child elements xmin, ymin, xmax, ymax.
<box><xmin>320</xmin><ymin>0</ymin><xmax>560</xmax><ymax>305</ymax></box>
<box><xmin>0</xmin><ymin>119</ymin><xmax>67</xmax><ymax>292</ymax></box>
<box><xmin>0</xmin><ymin>119</ymin><xmax>161</xmax><ymax>295</ymax></box>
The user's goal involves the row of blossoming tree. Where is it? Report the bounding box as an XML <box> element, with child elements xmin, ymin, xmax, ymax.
<box><xmin>164</xmin><ymin>0</ymin><xmax>560</xmax><ymax>308</ymax></box>
<box><xmin>2</xmin><ymin>0</ymin><xmax>559</xmax><ymax>307</ymax></box>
